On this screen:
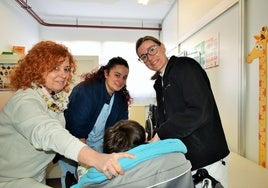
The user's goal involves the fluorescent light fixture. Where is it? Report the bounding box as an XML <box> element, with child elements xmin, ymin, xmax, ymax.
<box><xmin>138</xmin><ymin>0</ymin><xmax>149</xmax><ymax>6</ymax></box>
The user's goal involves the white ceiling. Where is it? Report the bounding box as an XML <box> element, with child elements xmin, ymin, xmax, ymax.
<box><xmin>15</xmin><ymin>0</ymin><xmax>176</xmax><ymax>27</ymax></box>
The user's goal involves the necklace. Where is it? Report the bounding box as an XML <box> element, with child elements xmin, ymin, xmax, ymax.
<box><xmin>32</xmin><ymin>83</ymin><xmax>69</xmax><ymax>113</ymax></box>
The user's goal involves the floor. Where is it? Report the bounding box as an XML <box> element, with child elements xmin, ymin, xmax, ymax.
<box><xmin>228</xmin><ymin>152</ymin><xmax>268</xmax><ymax>188</ymax></box>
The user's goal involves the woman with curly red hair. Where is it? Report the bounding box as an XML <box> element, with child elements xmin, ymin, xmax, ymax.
<box><xmin>0</xmin><ymin>41</ymin><xmax>133</xmax><ymax>188</ymax></box>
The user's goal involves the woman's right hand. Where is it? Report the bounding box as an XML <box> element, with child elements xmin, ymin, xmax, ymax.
<box><xmin>78</xmin><ymin>146</ymin><xmax>134</xmax><ymax>179</ymax></box>
<box><xmin>95</xmin><ymin>152</ymin><xmax>135</xmax><ymax>179</ymax></box>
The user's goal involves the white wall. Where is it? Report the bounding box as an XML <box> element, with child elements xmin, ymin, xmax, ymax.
<box><xmin>0</xmin><ymin>1</ymin><xmax>39</xmax><ymax>52</ymax></box>
<box><xmin>0</xmin><ymin>0</ymin><xmax>39</xmax><ymax>110</ymax></box>
<box><xmin>162</xmin><ymin>0</ymin><xmax>178</xmax><ymax>56</ymax></box>
<box><xmin>40</xmin><ymin>26</ymin><xmax>160</xmax><ymax>43</ymax></box>
<box><xmin>244</xmin><ymin>0</ymin><xmax>268</xmax><ymax>166</ymax></box>
<box><xmin>179</xmin><ymin>3</ymin><xmax>240</xmax><ymax>153</ymax></box>
<box><xmin>177</xmin><ymin>0</ymin><xmax>223</xmax><ymax>38</ymax></box>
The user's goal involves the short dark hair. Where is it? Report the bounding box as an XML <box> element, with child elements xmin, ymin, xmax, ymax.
<box><xmin>103</xmin><ymin>120</ymin><xmax>146</xmax><ymax>153</ymax></box>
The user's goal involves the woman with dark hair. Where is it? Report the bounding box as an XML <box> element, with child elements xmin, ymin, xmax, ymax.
<box><xmin>58</xmin><ymin>56</ymin><xmax>132</xmax><ymax>187</ymax></box>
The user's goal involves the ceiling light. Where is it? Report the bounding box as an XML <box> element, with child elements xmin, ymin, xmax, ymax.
<box><xmin>138</xmin><ymin>0</ymin><xmax>149</xmax><ymax>6</ymax></box>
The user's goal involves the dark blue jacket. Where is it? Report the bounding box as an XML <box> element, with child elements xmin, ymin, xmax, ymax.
<box><xmin>64</xmin><ymin>81</ymin><xmax>128</xmax><ymax>139</ymax></box>
<box><xmin>154</xmin><ymin>56</ymin><xmax>229</xmax><ymax>170</ymax></box>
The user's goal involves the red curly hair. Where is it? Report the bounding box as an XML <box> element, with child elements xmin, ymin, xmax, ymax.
<box><xmin>9</xmin><ymin>41</ymin><xmax>77</xmax><ymax>92</ymax></box>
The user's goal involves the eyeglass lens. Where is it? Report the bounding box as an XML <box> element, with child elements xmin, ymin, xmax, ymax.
<box><xmin>140</xmin><ymin>45</ymin><xmax>158</xmax><ymax>63</ymax></box>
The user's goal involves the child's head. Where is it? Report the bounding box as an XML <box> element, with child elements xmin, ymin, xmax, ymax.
<box><xmin>103</xmin><ymin>120</ymin><xmax>146</xmax><ymax>154</ymax></box>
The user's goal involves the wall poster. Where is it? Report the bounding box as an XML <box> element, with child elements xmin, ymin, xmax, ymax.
<box><xmin>0</xmin><ymin>63</ymin><xmax>17</xmax><ymax>90</ymax></box>
<box><xmin>194</xmin><ymin>33</ymin><xmax>219</xmax><ymax>69</ymax></box>
<box><xmin>0</xmin><ymin>55</ymin><xmax>21</xmax><ymax>91</ymax></box>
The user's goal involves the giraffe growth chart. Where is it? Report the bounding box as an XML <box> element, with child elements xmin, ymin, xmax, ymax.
<box><xmin>246</xmin><ymin>26</ymin><xmax>268</xmax><ymax>168</ymax></box>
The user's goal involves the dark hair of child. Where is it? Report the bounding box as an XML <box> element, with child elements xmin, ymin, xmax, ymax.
<box><xmin>103</xmin><ymin>120</ymin><xmax>146</xmax><ymax>154</ymax></box>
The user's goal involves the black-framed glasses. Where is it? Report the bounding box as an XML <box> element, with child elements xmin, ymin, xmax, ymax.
<box><xmin>138</xmin><ymin>45</ymin><xmax>159</xmax><ymax>63</ymax></box>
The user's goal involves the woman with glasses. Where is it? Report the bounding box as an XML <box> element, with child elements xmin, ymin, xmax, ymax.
<box><xmin>57</xmin><ymin>56</ymin><xmax>132</xmax><ymax>188</ymax></box>
<box><xmin>135</xmin><ymin>36</ymin><xmax>230</xmax><ymax>188</ymax></box>
<box><xmin>0</xmin><ymin>41</ymin><xmax>133</xmax><ymax>188</ymax></box>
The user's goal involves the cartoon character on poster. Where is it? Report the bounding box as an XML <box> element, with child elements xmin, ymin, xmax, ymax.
<box><xmin>246</xmin><ymin>26</ymin><xmax>268</xmax><ymax>168</ymax></box>
<box><xmin>0</xmin><ymin>63</ymin><xmax>16</xmax><ymax>90</ymax></box>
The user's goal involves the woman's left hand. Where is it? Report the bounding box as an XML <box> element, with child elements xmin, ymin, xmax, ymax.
<box><xmin>149</xmin><ymin>133</ymin><xmax>160</xmax><ymax>142</ymax></box>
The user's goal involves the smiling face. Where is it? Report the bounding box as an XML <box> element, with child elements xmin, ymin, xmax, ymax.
<box><xmin>104</xmin><ymin>64</ymin><xmax>129</xmax><ymax>95</ymax></box>
<box><xmin>137</xmin><ymin>40</ymin><xmax>168</xmax><ymax>73</ymax></box>
<box><xmin>44</xmin><ymin>57</ymin><xmax>70</xmax><ymax>93</ymax></box>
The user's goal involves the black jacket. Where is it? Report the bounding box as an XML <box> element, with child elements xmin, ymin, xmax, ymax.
<box><xmin>154</xmin><ymin>56</ymin><xmax>229</xmax><ymax>170</ymax></box>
